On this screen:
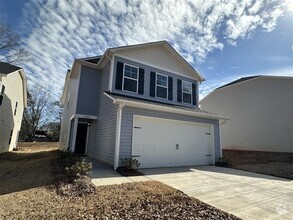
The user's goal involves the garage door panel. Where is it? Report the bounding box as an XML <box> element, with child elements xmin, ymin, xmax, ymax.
<box><xmin>132</xmin><ymin>116</ymin><xmax>214</xmax><ymax>168</ymax></box>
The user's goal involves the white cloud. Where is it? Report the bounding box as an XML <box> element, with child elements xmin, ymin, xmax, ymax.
<box><xmin>20</xmin><ymin>0</ymin><xmax>288</xmax><ymax>97</ymax></box>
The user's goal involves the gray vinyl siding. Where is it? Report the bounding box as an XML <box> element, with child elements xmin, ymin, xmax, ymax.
<box><xmin>59</xmin><ymin>71</ymin><xmax>80</xmax><ymax>149</ymax></box>
<box><xmin>119</xmin><ymin>106</ymin><xmax>221</xmax><ymax>164</ymax></box>
<box><xmin>86</xmin><ymin>61</ymin><xmax>117</xmax><ymax>165</ymax></box>
<box><xmin>76</xmin><ymin>66</ymin><xmax>101</xmax><ymax>115</ymax></box>
<box><xmin>112</xmin><ymin>56</ymin><xmax>198</xmax><ymax>108</ymax></box>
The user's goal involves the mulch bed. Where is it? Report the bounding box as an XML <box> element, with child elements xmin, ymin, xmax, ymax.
<box><xmin>223</xmin><ymin>150</ymin><xmax>293</xmax><ymax>179</ymax></box>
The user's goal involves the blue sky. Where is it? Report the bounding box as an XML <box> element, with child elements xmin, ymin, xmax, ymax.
<box><xmin>0</xmin><ymin>0</ymin><xmax>292</xmax><ymax>100</ymax></box>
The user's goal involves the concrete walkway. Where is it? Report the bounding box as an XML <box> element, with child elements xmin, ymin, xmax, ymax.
<box><xmin>140</xmin><ymin>166</ymin><xmax>293</xmax><ymax>220</ymax></box>
<box><xmin>88</xmin><ymin>158</ymin><xmax>149</xmax><ymax>186</ymax></box>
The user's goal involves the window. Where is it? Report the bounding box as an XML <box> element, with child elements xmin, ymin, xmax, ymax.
<box><xmin>0</xmin><ymin>83</ymin><xmax>5</xmax><ymax>106</ymax></box>
<box><xmin>14</xmin><ymin>101</ymin><xmax>18</xmax><ymax>116</ymax></box>
<box><xmin>123</xmin><ymin>64</ymin><xmax>138</xmax><ymax>93</ymax></box>
<box><xmin>8</xmin><ymin>130</ymin><xmax>13</xmax><ymax>145</ymax></box>
<box><xmin>182</xmin><ymin>81</ymin><xmax>192</xmax><ymax>104</ymax></box>
<box><xmin>156</xmin><ymin>73</ymin><xmax>168</xmax><ymax>99</ymax></box>
<box><xmin>67</xmin><ymin>92</ymin><xmax>70</xmax><ymax>109</ymax></box>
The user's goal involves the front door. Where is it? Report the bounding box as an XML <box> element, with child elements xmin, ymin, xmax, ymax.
<box><xmin>75</xmin><ymin>123</ymin><xmax>88</xmax><ymax>154</ymax></box>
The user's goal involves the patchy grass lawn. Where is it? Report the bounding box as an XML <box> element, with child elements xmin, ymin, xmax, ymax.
<box><xmin>0</xmin><ymin>143</ymin><xmax>240</xmax><ymax>219</ymax></box>
<box><xmin>223</xmin><ymin>150</ymin><xmax>293</xmax><ymax>180</ymax></box>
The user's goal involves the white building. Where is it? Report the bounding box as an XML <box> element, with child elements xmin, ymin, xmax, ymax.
<box><xmin>0</xmin><ymin>62</ymin><xmax>27</xmax><ymax>153</ymax></box>
<box><xmin>200</xmin><ymin>76</ymin><xmax>293</xmax><ymax>153</ymax></box>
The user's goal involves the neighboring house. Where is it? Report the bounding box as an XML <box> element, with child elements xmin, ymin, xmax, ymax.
<box><xmin>200</xmin><ymin>76</ymin><xmax>293</xmax><ymax>153</ymax></box>
<box><xmin>60</xmin><ymin>41</ymin><xmax>226</xmax><ymax>169</ymax></box>
<box><xmin>0</xmin><ymin>62</ymin><xmax>27</xmax><ymax>153</ymax></box>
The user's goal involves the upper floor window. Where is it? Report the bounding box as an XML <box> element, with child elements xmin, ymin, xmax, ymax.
<box><xmin>123</xmin><ymin>64</ymin><xmax>138</xmax><ymax>93</ymax></box>
<box><xmin>0</xmin><ymin>83</ymin><xmax>5</xmax><ymax>107</ymax></box>
<box><xmin>156</xmin><ymin>73</ymin><xmax>168</xmax><ymax>99</ymax></box>
<box><xmin>8</xmin><ymin>130</ymin><xmax>13</xmax><ymax>145</ymax></box>
<box><xmin>182</xmin><ymin>80</ymin><xmax>192</xmax><ymax>104</ymax></box>
<box><xmin>14</xmin><ymin>101</ymin><xmax>18</xmax><ymax>116</ymax></box>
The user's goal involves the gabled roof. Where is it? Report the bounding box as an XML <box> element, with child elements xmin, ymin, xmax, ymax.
<box><xmin>77</xmin><ymin>55</ymin><xmax>102</xmax><ymax>64</ymax></box>
<box><xmin>216</xmin><ymin>76</ymin><xmax>261</xmax><ymax>90</ymax></box>
<box><xmin>98</xmin><ymin>41</ymin><xmax>204</xmax><ymax>82</ymax></box>
<box><xmin>0</xmin><ymin>62</ymin><xmax>21</xmax><ymax>75</ymax></box>
<box><xmin>0</xmin><ymin>61</ymin><xmax>27</xmax><ymax>107</ymax></box>
<box><xmin>200</xmin><ymin>75</ymin><xmax>293</xmax><ymax>103</ymax></box>
<box><xmin>62</xmin><ymin>41</ymin><xmax>205</xmax><ymax>104</ymax></box>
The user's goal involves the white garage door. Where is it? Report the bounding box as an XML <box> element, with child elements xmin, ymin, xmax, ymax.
<box><xmin>132</xmin><ymin>116</ymin><xmax>214</xmax><ymax>168</ymax></box>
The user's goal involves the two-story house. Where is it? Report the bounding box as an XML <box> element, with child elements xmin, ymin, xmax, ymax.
<box><xmin>0</xmin><ymin>62</ymin><xmax>27</xmax><ymax>153</ymax></box>
<box><xmin>60</xmin><ymin>41</ymin><xmax>226</xmax><ymax>169</ymax></box>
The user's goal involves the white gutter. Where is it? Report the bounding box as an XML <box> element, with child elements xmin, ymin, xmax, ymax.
<box><xmin>114</xmin><ymin>98</ymin><xmax>228</xmax><ymax>121</ymax></box>
<box><xmin>104</xmin><ymin>92</ymin><xmax>117</xmax><ymax>103</ymax></box>
<box><xmin>113</xmin><ymin>103</ymin><xmax>124</xmax><ymax>170</ymax></box>
<box><xmin>103</xmin><ymin>92</ymin><xmax>229</xmax><ymax>121</ymax></box>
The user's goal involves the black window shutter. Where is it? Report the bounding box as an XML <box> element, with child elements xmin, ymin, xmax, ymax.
<box><xmin>168</xmin><ymin>77</ymin><xmax>173</xmax><ymax>101</ymax></box>
<box><xmin>177</xmin><ymin>79</ymin><xmax>182</xmax><ymax>102</ymax></box>
<box><xmin>192</xmin><ymin>83</ymin><xmax>197</xmax><ymax>106</ymax></box>
<box><xmin>115</xmin><ymin>62</ymin><xmax>124</xmax><ymax>90</ymax></box>
<box><xmin>150</xmin><ymin>72</ymin><xmax>156</xmax><ymax>97</ymax></box>
<box><xmin>138</xmin><ymin>68</ymin><xmax>144</xmax><ymax>94</ymax></box>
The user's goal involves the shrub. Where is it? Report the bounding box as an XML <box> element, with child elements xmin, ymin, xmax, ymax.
<box><xmin>65</xmin><ymin>159</ymin><xmax>92</xmax><ymax>179</ymax></box>
<box><xmin>61</xmin><ymin>151</ymin><xmax>78</xmax><ymax>166</ymax></box>
<box><xmin>121</xmin><ymin>157</ymin><xmax>141</xmax><ymax>170</ymax></box>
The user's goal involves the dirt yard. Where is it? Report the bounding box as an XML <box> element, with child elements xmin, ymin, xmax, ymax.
<box><xmin>0</xmin><ymin>142</ymin><xmax>240</xmax><ymax>219</ymax></box>
<box><xmin>223</xmin><ymin>150</ymin><xmax>293</xmax><ymax>179</ymax></box>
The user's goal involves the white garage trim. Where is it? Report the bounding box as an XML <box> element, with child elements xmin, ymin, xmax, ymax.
<box><xmin>132</xmin><ymin>115</ymin><xmax>215</xmax><ymax>168</ymax></box>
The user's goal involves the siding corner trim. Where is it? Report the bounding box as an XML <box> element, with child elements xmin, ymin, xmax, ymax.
<box><xmin>114</xmin><ymin>103</ymin><xmax>124</xmax><ymax>170</ymax></box>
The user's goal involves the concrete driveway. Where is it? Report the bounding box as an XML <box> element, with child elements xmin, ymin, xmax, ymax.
<box><xmin>140</xmin><ymin>166</ymin><xmax>293</xmax><ymax>220</ymax></box>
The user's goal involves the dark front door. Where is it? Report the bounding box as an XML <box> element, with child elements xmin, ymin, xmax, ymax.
<box><xmin>75</xmin><ymin>123</ymin><xmax>88</xmax><ymax>154</ymax></box>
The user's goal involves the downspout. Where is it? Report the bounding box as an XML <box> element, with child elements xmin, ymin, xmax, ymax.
<box><xmin>219</xmin><ymin>119</ymin><xmax>228</xmax><ymax>158</ymax></box>
<box><xmin>114</xmin><ymin>103</ymin><xmax>124</xmax><ymax>170</ymax></box>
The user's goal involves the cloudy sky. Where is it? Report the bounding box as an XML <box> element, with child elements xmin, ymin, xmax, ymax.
<box><xmin>0</xmin><ymin>0</ymin><xmax>292</xmax><ymax>100</ymax></box>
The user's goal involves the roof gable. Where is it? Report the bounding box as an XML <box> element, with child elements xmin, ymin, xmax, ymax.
<box><xmin>107</xmin><ymin>41</ymin><xmax>204</xmax><ymax>82</ymax></box>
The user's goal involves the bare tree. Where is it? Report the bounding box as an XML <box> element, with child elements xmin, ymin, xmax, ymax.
<box><xmin>20</xmin><ymin>86</ymin><xmax>54</xmax><ymax>141</ymax></box>
<box><xmin>0</xmin><ymin>23</ymin><xmax>29</xmax><ymax>65</ymax></box>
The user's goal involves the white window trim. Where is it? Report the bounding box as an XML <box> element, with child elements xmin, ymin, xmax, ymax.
<box><xmin>182</xmin><ymin>80</ymin><xmax>192</xmax><ymax>104</ymax></box>
<box><xmin>122</xmin><ymin>63</ymin><xmax>139</xmax><ymax>94</ymax></box>
<box><xmin>155</xmin><ymin>72</ymin><xmax>168</xmax><ymax>100</ymax></box>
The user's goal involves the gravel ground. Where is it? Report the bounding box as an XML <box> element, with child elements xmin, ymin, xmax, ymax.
<box><xmin>223</xmin><ymin>150</ymin><xmax>293</xmax><ymax>179</ymax></box>
<box><xmin>0</xmin><ymin>143</ymin><xmax>240</xmax><ymax>219</ymax></box>
<box><xmin>0</xmin><ymin>182</ymin><xmax>240</xmax><ymax>220</ymax></box>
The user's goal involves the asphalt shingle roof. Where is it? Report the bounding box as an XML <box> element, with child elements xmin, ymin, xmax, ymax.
<box><xmin>0</xmin><ymin>62</ymin><xmax>21</xmax><ymax>75</ymax></box>
<box><xmin>105</xmin><ymin>91</ymin><xmax>221</xmax><ymax>117</ymax></box>
<box><xmin>216</xmin><ymin>76</ymin><xmax>260</xmax><ymax>90</ymax></box>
